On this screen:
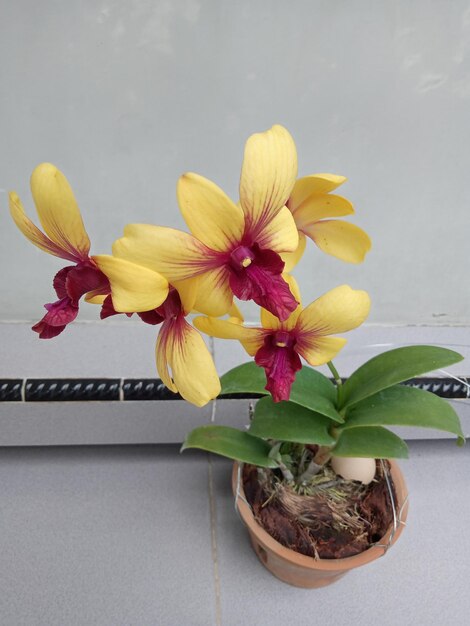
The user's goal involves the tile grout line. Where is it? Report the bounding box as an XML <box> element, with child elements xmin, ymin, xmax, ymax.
<box><xmin>208</xmin><ymin>454</ymin><xmax>222</xmax><ymax>626</ymax></box>
<box><xmin>208</xmin><ymin>336</ymin><xmax>222</xmax><ymax>626</ymax></box>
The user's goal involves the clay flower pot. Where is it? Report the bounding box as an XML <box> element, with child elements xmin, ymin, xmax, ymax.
<box><xmin>232</xmin><ymin>460</ymin><xmax>409</xmax><ymax>588</ymax></box>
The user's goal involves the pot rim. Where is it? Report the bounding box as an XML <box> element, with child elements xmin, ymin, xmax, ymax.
<box><xmin>232</xmin><ymin>459</ymin><xmax>409</xmax><ymax>572</ymax></box>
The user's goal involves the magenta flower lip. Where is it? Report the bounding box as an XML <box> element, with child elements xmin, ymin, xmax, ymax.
<box><xmin>228</xmin><ymin>243</ymin><xmax>298</xmax><ymax>321</ymax></box>
<box><xmin>273</xmin><ymin>330</ymin><xmax>295</xmax><ymax>348</ymax></box>
<box><xmin>34</xmin><ymin>261</ymin><xmax>110</xmax><ymax>339</ymax></box>
<box><xmin>255</xmin><ymin>331</ymin><xmax>302</xmax><ymax>402</ymax></box>
<box><xmin>230</xmin><ymin>245</ymin><xmax>255</xmax><ymax>269</ymax></box>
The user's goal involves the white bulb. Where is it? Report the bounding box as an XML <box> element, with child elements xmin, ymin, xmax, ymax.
<box><xmin>331</xmin><ymin>456</ymin><xmax>376</xmax><ymax>485</ymax></box>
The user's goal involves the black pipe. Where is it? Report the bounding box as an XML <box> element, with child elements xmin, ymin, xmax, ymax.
<box><xmin>0</xmin><ymin>376</ymin><xmax>468</xmax><ymax>402</ymax></box>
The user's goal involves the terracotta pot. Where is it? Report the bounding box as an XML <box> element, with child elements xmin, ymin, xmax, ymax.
<box><xmin>232</xmin><ymin>460</ymin><xmax>409</xmax><ymax>588</ymax></box>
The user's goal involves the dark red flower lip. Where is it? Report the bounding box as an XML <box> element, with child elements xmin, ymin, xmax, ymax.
<box><xmin>228</xmin><ymin>243</ymin><xmax>298</xmax><ymax>321</ymax></box>
<box><xmin>34</xmin><ymin>260</ymin><xmax>111</xmax><ymax>339</ymax></box>
<box><xmin>255</xmin><ymin>332</ymin><xmax>302</xmax><ymax>402</ymax></box>
<box><xmin>32</xmin><ymin>297</ymin><xmax>79</xmax><ymax>339</ymax></box>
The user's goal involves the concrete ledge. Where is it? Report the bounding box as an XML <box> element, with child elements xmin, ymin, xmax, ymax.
<box><xmin>0</xmin><ymin>322</ymin><xmax>468</xmax><ymax>446</ymax></box>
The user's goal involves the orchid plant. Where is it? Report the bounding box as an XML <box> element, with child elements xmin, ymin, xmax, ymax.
<box><xmin>9</xmin><ymin>125</ymin><xmax>464</xmax><ymax>475</ymax></box>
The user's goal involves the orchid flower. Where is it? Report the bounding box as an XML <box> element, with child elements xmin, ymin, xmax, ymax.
<box><xmin>194</xmin><ymin>279</ymin><xmax>371</xmax><ymax>402</ymax></box>
<box><xmin>9</xmin><ymin>164</ymin><xmax>113</xmax><ymax>338</ymax></box>
<box><xmin>283</xmin><ymin>174</ymin><xmax>371</xmax><ymax>268</ymax></box>
<box><xmin>112</xmin><ymin>125</ymin><xmax>300</xmax><ymax>321</ymax></box>
<box><xmin>92</xmin><ymin>255</ymin><xmax>221</xmax><ymax>407</ymax></box>
<box><xmin>9</xmin><ymin>163</ymin><xmax>170</xmax><ymax>338</ymax></box>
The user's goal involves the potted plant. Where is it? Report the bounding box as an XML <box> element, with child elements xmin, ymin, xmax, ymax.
<box><xmin>182</xmin><ymin>347</ymin><xmax>463</xmax><ymax>586</ymax></box>
<box><xmin>9</xmin><ymin>125</ymin><xmax>464</xmax><ymax>588</ymax></box>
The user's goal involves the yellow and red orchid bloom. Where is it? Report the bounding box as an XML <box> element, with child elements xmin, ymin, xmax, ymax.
<box><xmin>9</xmin><ymin>163</ymin><xmax>170</xmax><ymax>338</ymax></box>
<box><xmin>92</xmin><ymin>255</ymin><xmax>221</xmax><ymax>407</ymax></box>
<box><xmin>284</xmin><ymin>174</ymin><xmax>371</xmax><ymax>267</ymax></box>
<box><xmin>112</xmin><ymin>125</ymin><xmax>300</xmax><ymax>322</ymax></box>
<box><xmin>194</xmin><ymin>279</ymin><xmax>371</xmax><ymax>402</ymax></box>
<box><xmin>9</xmin><ymin>164</ymin><xmax>114</xmax><ymax>338</ymax></box>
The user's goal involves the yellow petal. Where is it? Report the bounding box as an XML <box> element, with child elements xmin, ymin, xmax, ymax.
<box><xmin>296</xmin><ymin>285</ymin><xmax>371</xmax><ymax>337</ymax></box>
<box><xmin>156</xmin><ymin>329</ymin><xmax>178</xmax><ymax>393</ymax></box>
<box><xmin>239</xmin><ymin>340</ymin><xmax>263</xmax><ymax>357</ymax></box>
<box><xmin>260</xmin><ymin>274</ymin><xmax>302</xmax><ymax>331</ymax></box>
<box><xmin>159</xmin><ymin>320</ymin><xmax>221</xmax><ymax>406</ymax></box>
<box><xmin>228</xmin><ymin>301</ymin><xmax>244</xmax><ymax>323</ymax></box>
<box><xmin>93</xmin><ymin>255</ymin><xmax>168</xmax><ymax>313</ymax></box>
<box><xmin>287</xmin><ymin>174</ymin><xmax>347</xmax><ymax>210</ymax></box>
<box><xmin>9</xmin><ymin>192</ymin><xmax>74</xmax><ymax>260</ymax></box>
<box><xmin>240</xmin><ymin>125</ymin><xmax>297</xmax><ymax>233</ymax></box>
<box><xmin>292</xmin><ymin>194</ymin><xmax>354</xmax><ymax>227</ymax></box>
<box><xmin>172</xmin><ymin>277</ymin><xmax>200</xmax><ymax>315</ymax></box>
<box><xmin>285</xmin><ymin>273</ymin><xmax>302</xmax><ymax>306</ymax></box>
<box><xmin>30</xmin><ymin>163</ymin><xmax>90</xmax><ymax>260</ymax></box>
<box><xmin>194</xmin><ymin>316</ymin><xmax>264</xmax><ymax>356</ymax></box>
<box><xmin>84</xmin><ymin>292</ymin><xmax>107</xmax><ymax>305</ymax></box>
<box><xmin>177</xmin><ymin>173</ymin><xmax>245</xmax><ymax>251</ymax></box>
<box><xmin>113</xmin><ymin>224</ymin><xmax>211</xmax><ymax>281</ymax></box>
<box><xmin>304</xmin><ymin>220</ymin><xmax>372</xmax><ymax>264</ymax></box>
<box><xmin>280</xmin><ymin>232</ymin><xmax>306</xmax><ymax>272</ymax></box>
<box><xmin>296</xmin><ymin>336</ymin><xmax>348</xmax><ymax>366</ymax></box>
<box><xmin>260</xmin><ymin>307</ymin><xmax>282</xmax><ymax>331</ymax></box>
<box><xmin>255</xmin><ymin>205</ymin><xmax>299</xmax><ymax>253</ymax></box>
<box><xmin>192</xmin><ymin>267</ymin><xmax>233</xmax><ymax>317</ymax></box>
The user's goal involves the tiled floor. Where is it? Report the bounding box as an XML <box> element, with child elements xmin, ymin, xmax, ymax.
<box><xmin>1</xmin><ymin>440</ymin><xmax>469</xmax><ymax>626</ymax></box>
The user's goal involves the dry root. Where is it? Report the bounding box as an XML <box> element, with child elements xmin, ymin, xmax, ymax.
<box><xmin>245</xmin><ymin>461</ymin><xmax>395</xmax><ymax>559</ymax></box>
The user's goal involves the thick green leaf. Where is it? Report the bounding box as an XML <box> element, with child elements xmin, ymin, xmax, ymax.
<box><xmin>219</xmin><ymin>362</ymin><xmax>268</xmax><ymax>395</ymax></box>
<box><xmin>333</xmin><ymin>426</ymin><xmax>409</xmax><ymax>459</ymax></box>
<box><xmin>181</xmin><ymin>425</ymin><xmax>277</xmax><ymax>467</ymax></box>
<box><xmin>343</xmin><ymin>385</ymin><xmax>465</xmax><ymax>444</ymax></box>
<box><xmin>220</xmin><ymin>362</ymin><xmax>343</xmax><ymax>423</ymax></box>
<box><xmin>249</xmin><ymin>396</ymin><xmax>336</xmax><ymax>445</ymax></box>
<box><xmin>340</xmin><ymin>346</ymin><xmax>463</xmax><ymax>409</ymax></box>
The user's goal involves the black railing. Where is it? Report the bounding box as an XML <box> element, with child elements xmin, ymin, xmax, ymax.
<box><xmin>0</xmin><ymin>376</ymin><xmax>468</xmax><ymax>402</ymax></box>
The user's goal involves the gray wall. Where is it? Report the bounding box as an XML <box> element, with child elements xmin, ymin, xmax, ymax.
<box><xmin>1</xmin><ymin>0</ymin><xmax>469</xmax><ymax>325</ymax></box>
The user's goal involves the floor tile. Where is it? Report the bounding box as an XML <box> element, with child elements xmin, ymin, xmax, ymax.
<box><xmin>1</xmin><ymin>440</ymin><xmax>468</xmax><ymax>625</ymax></box>
<box><xmin>0</xmin><ymin>401</ymin><xmax>212</xmax><ymax>446</ymax></box>
<box><xmin>0</xmin><ymin>445</ymin><xmax>216</xmax><ymax>626</ymax></box>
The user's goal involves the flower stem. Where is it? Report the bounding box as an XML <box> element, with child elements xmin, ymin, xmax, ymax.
<box><xmin>278</xmin><ymin>461</ymin><xmax>294</xmax><ymax>484</ymax></box>
<box><xmin>327</xmin><ymin>360</ymin><xmax>344</xmax><ymax>407</ymax></box>
<box><xmin>297</xmin><ymin>459</ymin><xmax>322</xmax><ymax>484</ymax></box>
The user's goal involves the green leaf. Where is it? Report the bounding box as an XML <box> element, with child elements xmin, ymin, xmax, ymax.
<box><xmin>340</xmin><ymin>346</ymin><xmax>464</xmax><ymax>409</ymax></box>
<box><xmin>343</xmin><ymin>385</ymin><xmax>465</xmax><ymax>444</ymax></box>
<box><xmin>181</xmin><ymin>425</ymin><xmax>277</xmax><ymax>467</ymax></box>
<box><xmin>333</xmin><ymin>426</ymin><xmax>409</xmax><ymax>459</ymax></box>
<box><xmin>220</xmin><ymin>362</ymin><xmax>344</xmax><ymax>423</ymax></box>
<box><xmin>249</xmin><ymin>396</ymin><xmax>336</xmax><ymax>445</ymax></box>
